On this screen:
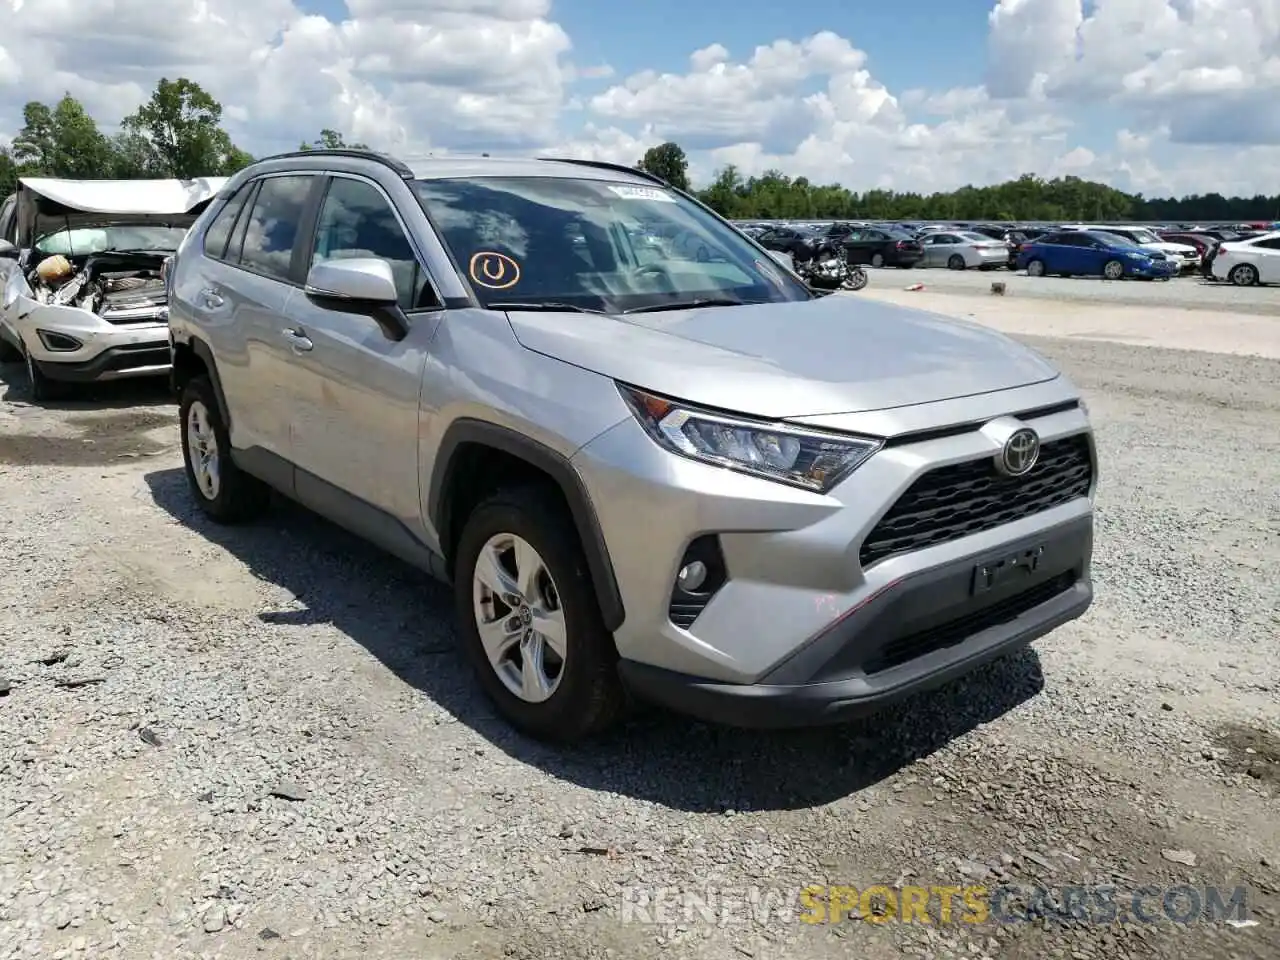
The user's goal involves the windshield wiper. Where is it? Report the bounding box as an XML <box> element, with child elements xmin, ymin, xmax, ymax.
<box><xmin>489</xmin><ymin>301</ymin><xmax>611</xmax><ymax>316</ymax></box>
<box><xmin>623</xmin><ymin>297</ymin><xmax>762</xmax><ymax>314</ymax></box>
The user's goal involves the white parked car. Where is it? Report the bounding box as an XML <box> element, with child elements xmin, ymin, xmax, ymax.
<box><xmin>918</xmin><ymin>231</ymin><xmax>1009</xmax><ymax>269</ymax></box>
<box><xmin>1063</xmin><ymin>224</ymin><xmax>1200</xmax><ymax>271</ymax></box>
<box><xmin>1209</xmin><ymin>231</ymin><xmax>1280</xmax><ymax>286</ymax></box>
<box><xmin>0</xmin><ymin>176</ymin><xmax>226</xmax><ymax>399</ymax></box>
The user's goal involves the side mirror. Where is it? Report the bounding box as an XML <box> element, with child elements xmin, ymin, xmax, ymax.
<box><xmin>0</xmin><ymin>239</ymin><xmax>18</xmax><ymax>259</ymax></box>
<box><xmin>767</xmin><ymin>249</ymin><xmax>794</xmax><ymax>270</ymax></box>
<box><xmin>304</xmin><ymin>257</ymin><xmax>408</xmax><ymax>340</ymax></box>
<box><xmin>306</xmin><ymin>257</ymin><xmax>399</xmax><ymax>304</ymax></box>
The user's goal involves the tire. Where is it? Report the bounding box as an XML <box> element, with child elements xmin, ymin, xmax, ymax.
<box><xmin>947</xmin><ymin>254</ymin><xmax>967</xmax><ymax>270</ymax></box>
<box><xmin>0</xmin><ymin>334</ymin><xmax>20</xmax><ymax>363</ymax></box>
<box><xmin>24</xmin><ymin>348</ymin><xmax>72</xmax><ymax>402</ymax></box>
<box><xmin>179</xmin><ymin>375</ymin><xmax>270</xmax><ymax>523</ymax></box>
<box><xmin>453</xmin><ymin>486</ymin><xmax>626</xmax><ymax>742</ymax></box>
<box><xmin>1026</xmin><ymin>259</ymin><xmax>1045</xmax><ymax>277</ymax></box>
<box><xmin>844</xmin><ymin>269</ymin><xmax>868</xmax><ymax>291</ymax></box>
<box><xmin>1103</xmin><ymin>259</ymin><xmax>1124</xmax><ymax>281</ymax></box>
<box><xmin>870</xmin><ymin>253</ymin><xmax>884</xmax><ymax>268</ymax></box>
<box><xmin>1229</xmin><ymin>263</ymin><xmax>1258</xmax><ymax>286</ymax></box>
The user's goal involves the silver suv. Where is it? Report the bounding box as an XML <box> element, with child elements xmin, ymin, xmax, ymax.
<box><xmin>167</xmin><ymin>149</ymin><xmax>1097</xmax><ymax>742</ymax></box>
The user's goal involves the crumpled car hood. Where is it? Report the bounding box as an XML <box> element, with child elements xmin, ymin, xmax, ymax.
<box><xmin>506</xmin><ymin>293</ymin><xmax>1059</xmax><ymax>418</ymax></box>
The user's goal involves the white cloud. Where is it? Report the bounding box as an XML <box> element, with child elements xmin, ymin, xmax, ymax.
<box><xmin>0</xmin><ymin>1</ymin><xmax>1278</xmax><ymax>197</ymax></box>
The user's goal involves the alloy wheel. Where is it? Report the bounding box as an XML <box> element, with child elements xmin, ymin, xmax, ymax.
<box><xmin>186</xmin><ymin>400</ymin><xmax>221</xmax><ymax>500</ymax></box>
<box><xmin>471</xmin><ymin>532</ymin><xmax>567</xmax><ymax>703</ymax></box>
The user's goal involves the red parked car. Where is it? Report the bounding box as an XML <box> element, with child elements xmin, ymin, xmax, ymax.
<box><xmin>1157</xmin><ymin>231</ymin><xmax>1212</xmax><ymax>258</ymax></box>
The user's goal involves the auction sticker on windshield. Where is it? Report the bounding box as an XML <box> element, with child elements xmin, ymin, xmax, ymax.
<box><xmin>469</xmin><ymin>251</ymin><xmax>521</xmax><ymax>290</ymax></box>
<box><xmin>608</xmin><ymin>185</ymin><xmax>677</xmax><ymax>203</ymax></box>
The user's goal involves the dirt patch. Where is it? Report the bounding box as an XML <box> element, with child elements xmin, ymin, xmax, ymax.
<box><xmin>0</xmin><ymin>409</ymin><xmax>177</xmax><ymax>466</ymax></box>
<box><xmin>1215</xmin><ymin>722</ymin><xmax>1280</xmax><ymax>791</ymax></box>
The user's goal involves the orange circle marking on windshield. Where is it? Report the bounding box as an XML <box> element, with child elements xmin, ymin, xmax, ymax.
<box><xmin>469</xmin><ymin>251</ymin><xmax>521</xmax><ymax>289</ymax></box>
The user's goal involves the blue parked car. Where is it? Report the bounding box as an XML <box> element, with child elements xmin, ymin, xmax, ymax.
<box><xmin>1015</xmin><ymin>229</ymin><xmax>1178</xmax><ymax>280</ymax></box>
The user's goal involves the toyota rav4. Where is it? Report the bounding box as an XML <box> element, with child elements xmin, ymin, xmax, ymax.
<box><xmin>166</xmin><ymin>149</ymin><xmax>1097</xmax><ymax>742</ymax></box>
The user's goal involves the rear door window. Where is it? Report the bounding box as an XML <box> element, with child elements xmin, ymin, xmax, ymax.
<box><xmin>237</xmin><ymin>175</ymin><xmax>315</xmax><ymax>282</ymax></box>
<box><xmin>203</xmin><ymin>184</ymin><xmax>254</xmax><ymax>260</ymax></box>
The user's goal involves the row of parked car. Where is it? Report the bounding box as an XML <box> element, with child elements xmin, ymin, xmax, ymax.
<box><xmin>0</xmin><ymin>152</ymin><xmax>1101</xmax><ymax>743</ymax></box>
<box><xmin>738</xmin><ymin>218</ymin><xmax>1280</xmax><ymax>285</ymax></box>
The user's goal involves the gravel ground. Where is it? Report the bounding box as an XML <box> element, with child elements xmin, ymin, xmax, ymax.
<box><xmin>874</xmin><ymin>265</ymin><xmax>1280</xmax><ymax>315</ymax></box>
<box><xmin>1</xmin><ymin>302</ymin><xmax>1278</xmax><ymax>960</ymax></box>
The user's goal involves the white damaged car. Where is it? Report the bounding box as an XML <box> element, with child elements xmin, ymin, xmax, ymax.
<box><xmin>0</xmin><ymin>176</ymin><xmax>225</xmax><ymax>399</ymax></box>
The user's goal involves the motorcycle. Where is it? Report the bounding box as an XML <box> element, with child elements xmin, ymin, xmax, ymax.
<box><xmin>792</xmin><ymin>238</ymin><xmax>869</xmax><ymax>292</ymax></box>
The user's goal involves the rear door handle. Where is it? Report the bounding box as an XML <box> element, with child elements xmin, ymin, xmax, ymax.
<box><xmin>281</xmin><ymin>328</ymin><xmax>313</xmax><ymax>352</ymax></box>
<box><xmin>200</xmin><ymin>288</ymin><xmax>224</xmax><ymax>308</ymax></box>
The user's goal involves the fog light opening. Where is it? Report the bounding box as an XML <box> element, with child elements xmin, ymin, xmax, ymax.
<box><xmin>676</xmin><ymin>560</ymin><xmax>707</xmax><ymax>592</ymax></box>
<box><xmin>37</xmin><ymin>330</ymin><xmax>82</xmax><ymax>352</ymax></box>
<box><xmin>667</xmin><ymin>535</ymin><xmax>728</xmax><ymax>630</ymax></box>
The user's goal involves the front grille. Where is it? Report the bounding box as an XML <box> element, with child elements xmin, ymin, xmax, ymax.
<box><xmin>863</xmin><ymin>572</ymin><xmax>1077</xmax><ymax>674</ymax></box>
<box><xmin>859</xmin><ymin>433</ymin><xmax>1093</xmax><ymax>568</ymax></box>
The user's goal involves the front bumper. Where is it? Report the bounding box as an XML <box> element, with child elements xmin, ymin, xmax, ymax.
<box><xmin>13</xmin><ymin>302</ymin><xmax>170</xmax><ymax>381</ymax></box>
<box><xmin>1131</xmin><ymin>260</ymin><xmax>1179</xmax><ymax>278</ymax></box>
<box><xmin>619</xmin><ymin>515</ymin><xmax>1091</xmax><ymax>728</ymax></box>
<box><xmin>32</xmin><ymin>342</ymin><xmax>171</xmax><ymax>382</ymax></box>
<box><xmin>573</xmin><ymin>384</ymin><xmax>1095</xmax><ymax>688</ymax></box>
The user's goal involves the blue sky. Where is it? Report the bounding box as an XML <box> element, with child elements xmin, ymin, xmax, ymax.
<box><xmin>5</xmin><ymin>0</ymin><xmax>1279</xmax><ymax>198</ymax></box>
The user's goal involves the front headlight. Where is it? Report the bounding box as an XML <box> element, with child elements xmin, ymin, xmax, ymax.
<box><xmin>1125</xmin><ymin>251</ymin><xmax>1147</xmax><ymax>260</ymax></box>
<box><xmin>618</xmin><ymin>384</ymin><xmax>881</xmax><ymax>493</ymax></box>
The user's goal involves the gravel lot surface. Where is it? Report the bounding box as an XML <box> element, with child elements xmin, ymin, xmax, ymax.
<box><xmin>1</xmin><ymin>299</ymin><xmax>1278</xmax><ymax>960</ymax></box>
<box><xmin>874</xmin><ymin>265</ymin><xmax>1280</xmax><ymax>315</ymax></box>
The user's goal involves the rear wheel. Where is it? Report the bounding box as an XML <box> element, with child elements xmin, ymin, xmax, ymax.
<box><xmin>179</xmin><ymin>375</ymin><xmax>270</xmax><ymax>523</ymax></box>
<box><xmin>1026</xmin><ymin>258</ymin><xmax>1046</xmax><ymax>277</ymax></box>
<box><xmin>1229</xmin><ymin>263</ymin><xmax>1259</xmax><ymax>286</ymax></box>
<box><xmin>1103</xmin><ymin>259</ymin><xmax>1124</xmax><ymax>280</ymax></box>
<box><xmin>947</xmin><ymin>254</ymin><xmax>966</xmax><ymax>270</ymax></box>
<box><xmin>454</xmin><ymin>486</ymin><xmax>627</xmax><ymax>742</ymax></box>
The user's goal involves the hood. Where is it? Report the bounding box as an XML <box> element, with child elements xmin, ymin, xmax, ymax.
<box><xmin>1144</xmin><ymin>241</ymin><xmax>1196</xmax><ymax>254</ymax></box>
<box><xmin>16</xmin><ymin>176</ymin><xmax>228</xmax><ymax>248</ymax></box>
<box><xmin>507</xmin><ymin>294</ymin><xmax>1058</xmax><ymax>418</ymax></box>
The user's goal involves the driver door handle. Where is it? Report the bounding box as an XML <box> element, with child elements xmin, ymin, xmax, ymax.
<box><xmin>281</xmin><ymin>328</ymin><xmax>313</xmax><ymax>352</ymax></box>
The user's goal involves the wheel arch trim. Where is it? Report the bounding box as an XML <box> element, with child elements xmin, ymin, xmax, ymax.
<box><xmin>427</xmin><ymin>419</ymin><xmax>625</xmax><ymax>632</ymax></box>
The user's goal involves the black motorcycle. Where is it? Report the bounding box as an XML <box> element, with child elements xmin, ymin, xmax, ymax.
<box><xmin>791</xmin><ymin>237</ymin><xmax>868</xmax><ymax>292</ymax></box>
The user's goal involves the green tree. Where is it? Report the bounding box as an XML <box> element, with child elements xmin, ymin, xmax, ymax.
<box><xmin>10</xmin><ymin>95</ymin><xmax>114</xmax><ymax>178</ymax></box>
<box><xmin>637</xmin><ymin>142</ymin><xmax>690</xmax><ymax>192</ymax></box>
<box><xmin>299</xmin><ymin>128</ymin><xmax>369</xmax><ymax>151</ymax></box>
<box><xmin>0</xmin><ymin>147</ymin><xmax>17</xmax><ymax>197</ymax></box>
<box><xmin>122</xmin><ymin>77</ymin><xmax>252</xmax><ymax>178</ymax></box>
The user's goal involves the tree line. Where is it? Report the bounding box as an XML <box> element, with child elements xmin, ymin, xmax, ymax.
<box><xmin>3</xmin><ymin>92</ymin><xmax>1274</xmax><ymax>225</ymax></box>
<box><xmin>638</xmin><ymin>141</ymin><xmax>1280</xmax><ymax>224</ymax></box>
<box><xmin>0</xmin><ymin>79</ymin><xmax>373</xmax><ymax>197</ymax></box>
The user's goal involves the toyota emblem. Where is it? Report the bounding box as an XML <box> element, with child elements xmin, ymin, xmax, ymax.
<box><xmin>999</xmin><ymin>427</ymin><xmax>1041</xmax><ymax>476</ymax></box>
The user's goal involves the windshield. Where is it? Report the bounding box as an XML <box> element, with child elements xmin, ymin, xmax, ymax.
<box><xmin>411</xmin><ymin>176</ymin><xmax>812</xmax><ymax>312</ymax></box>
<box><xmin>1091</xmin><ymin>231</ymin><xmax>1140</xmax><ymax>248</ymax></box>
<box><xmin>1126</xmin><ymin>228</ymin><xmax>1158</xmax><ymax>243</ymax></box>
<box><xmin>959</xmin><ymin>232</ymin><xmax>995</xmax><ymax>243</ymax></box>
<box><xmin>34</xmin><ymin>224</ymin><xmax>188</xmax><ymax>256</ymax></box>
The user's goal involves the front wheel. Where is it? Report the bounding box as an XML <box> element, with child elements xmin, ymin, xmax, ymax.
<box><xmin>947</xmin><ymin>254</ymin><xmax>967</xmax><ymax>270</ymax></box>
<box><xmin>843</xmin><ymin>268</ymin><xmax>868</xmax><ymax>291</ymax></box>
<box><xmin>24</xmin><ymin>349</ymin><xmax>72</xmax><ymax>402</ymax></box>
<box><xmin>454</xmin><ymin>486</ymin><xmax>627</xmax><ymax>742</ymax></box>
<box><xmin>1103</xmin><ymin>259</ymin><xmax>1125</xmax><ymax>281</ymax></box>
<box><xmin>870</xmin><ymin>253</ymin><xmax>885</xmax><ymax>268</ymax></box>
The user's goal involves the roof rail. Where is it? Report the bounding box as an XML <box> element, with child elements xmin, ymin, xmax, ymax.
<box><xmin>537</xmin><ymin>156</ymin><xmax>671</xmax><ymax>188</ymax></box>
<box><xmin>259</xmin><ymin>148</ymin><xmax>415</xmax><ymax>179</ymax></box>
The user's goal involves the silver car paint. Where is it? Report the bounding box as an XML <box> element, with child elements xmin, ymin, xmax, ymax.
<box><xmin>506</xmin><ymin>295</ymin><xmax>1058</xmax><ymax>417</ymax></box>
<box><xmin>169</xmin><ymin>153</ymin><xmax>1096</xmax><ymax>696</ymax></box>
